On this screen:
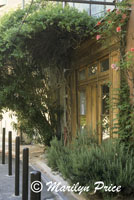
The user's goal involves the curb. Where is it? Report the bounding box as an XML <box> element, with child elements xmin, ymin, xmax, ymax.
<box><xmin>0</xmin><ymin>143</ymin><xmax>87</xmax><ymax>200</ymax></box>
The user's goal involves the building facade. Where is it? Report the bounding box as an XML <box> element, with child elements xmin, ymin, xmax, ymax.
<box><xmin>64</xmin><ymin>36</ymin><xmax>120</xmax><ymax>143</ymax></box>
<box><xmin>62</xmin><ymin>1</ymin><xmax>134</xmax><ymax>144</ymax></box>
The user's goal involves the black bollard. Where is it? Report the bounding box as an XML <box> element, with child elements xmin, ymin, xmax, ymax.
<box><xmin>2</xmin><ymin>128</ymin><xmax>5</xmax><ymax>164</ymax></box>
<box><xmin>22</xmin><ymin>148</ymin><xmax>29</xmax><ymax>200</ymax></box>
<box><xmin>15</xmin><ymin>136</ymin><xmax>20</xmax><ymax>196</ymax></box>
<box><xmin>8</xmin><ymin>131</ymin><xmax>12</xmax><ymax>176</ymax></box>
<box><xmin>20</xmin><ymin>129</ymin><xmax>23</xmax><ymax>145</ymax></box>
<box><xmin>30</xmin><ymin>171</ymin><xmax>42</xmax><ymax>200</ymax></box>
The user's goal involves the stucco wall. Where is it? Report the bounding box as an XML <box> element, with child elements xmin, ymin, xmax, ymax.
<box><xmin>0</xmin><ymin>0</ymin><xmax>30</xmax><ymax>16</ymax></box>
<box><xmin>0</xmin><ymin>110</ymin><xmax>18</xmax><ymax>142</ymax></box>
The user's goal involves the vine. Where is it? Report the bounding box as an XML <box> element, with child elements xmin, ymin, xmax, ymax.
<box><xmin>93</xmin><ymin>0</ymin><xmax>134</xmax><ymax>146</ymax></box>
<box><xmin>0</xmin><ymin>1</ymin><xmax>96</xmax><ymax>145</ymax></box>
<box><xmin>117</xmin><ymin>50</ymin><xmax>134</xmax><ymax>147</ymax></box>
<box><xmin>93</xmin><ymin>1</ymin><xmax>130</xmax><ymax>48</ymax></box>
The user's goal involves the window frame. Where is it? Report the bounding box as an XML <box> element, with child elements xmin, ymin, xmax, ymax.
<box><xmin>78</xmin><ymin>88</ymin><xmax>87</xmax><ymax>129</ymax></box>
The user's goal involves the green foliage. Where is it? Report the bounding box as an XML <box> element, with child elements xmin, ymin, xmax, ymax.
<box><xmin>110</xmin><ymin>50</ymin><xmax>134</xmax><ymax>149</ymax></box>
<box><xmin>76</xmin><ymin>128</ymin><xmax>98</xmax><ymax>145</ymax></box>
<box><xmin>0</xmin><ymin>1</ymin><xmax>96</xmax><ymax>145</ymax></box>
<box><xmin>113</xmin><ymin>78</ymin><xmax>134</xmax><ymax>151</ymax></box>
<box><xmin>118</xmin><ymin>83</ymin><xmax>132</xmax><ymax>136</ymax></box>
<box><xmin>47</xmin><ymin>134</ymin><xmax>134</xmax><ymax>199</ymax></box>
<box><xmin>47</xmin><ymin>137</ymin><xmax>65</xmax><ymax>170</ymax></box>
<box><xmin>0</xmin><ymin>2</ymin><xmax>96</xmax><ymax>69</ymax></box>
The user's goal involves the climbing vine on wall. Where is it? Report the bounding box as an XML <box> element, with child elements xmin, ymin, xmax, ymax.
<box><xmin>117</xmin><ymin>51</ymin><xmax>134</xmax><ymax>148</ymax></box>
<box><xmin>94</xmin><ymin>0</ymin><xmax>134</xmax><ymax>145</ymax></box>
<box><xmin>93</xmin><ymin>1</ymin><xmax>130</xmax><ymax>48</ymax></box>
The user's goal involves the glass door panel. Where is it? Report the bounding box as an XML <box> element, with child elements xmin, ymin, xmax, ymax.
<box><xmin>79</xmin><ymin>90</ymin><xmax>86</xmax><ymax>130</ymax></box>
<box><xmin>101</xmin><ymin>84</ymin><xmax>110</xmax><ymax>140</ymax></box>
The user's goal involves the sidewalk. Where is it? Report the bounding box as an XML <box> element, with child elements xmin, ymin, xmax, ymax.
<box><xmin>0</xmin><ymin>143</ymin><xmax>86</xmax><ymax>200</ymax></box>
<box><xmin>0</xmin><ymin>155</ymin><xmax>58</xmax><ymax>200</ymax></box>
<box><xmin>20</xmin><ymin>144</ymin><xmax>85</xmax><ymax>200</ymax></box>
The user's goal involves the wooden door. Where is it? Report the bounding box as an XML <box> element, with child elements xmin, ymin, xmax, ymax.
<box><xmin>86</xmin><ymin>80</ymin><xmax>110</xmax><ymax>143</ymax></box>
<box><xmin>87</xmin><ymin>84</ymin><xmax>97</xmax><ymax>133</ymax></box>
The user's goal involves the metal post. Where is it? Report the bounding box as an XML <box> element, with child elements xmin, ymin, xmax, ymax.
<box><xmin>20</xmin><ymin>129</ymin><xmax>23</xmax><ymax>145</ymax></box>
<box><xmin>30</xmin><ymin>171</ymin><xmax>41</xmax><ymax>200</ymax></box>
<box><xmin>22</xmin><ymin>148</ymin><xmax>29</xmax><ymax>200</ymax></box>
<box><xmin>8</xmin><ymin>131</ymin><xmax>12</xmax><ymax>176</ymax></box>
<box><xmin>15</xmin><ymin>136</ymin><xmax>20</xmax><ymax>196</ymax></box>
<box><xmin>2</xmin><ymin>128</ymin><xmax>5</xmax><ymax>164</ymax></box>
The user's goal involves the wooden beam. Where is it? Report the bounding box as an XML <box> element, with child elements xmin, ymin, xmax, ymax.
<box><xmin>49</xmin><ymin>0</ymin><xmax>115</xmax><ymax>5</ymax></box>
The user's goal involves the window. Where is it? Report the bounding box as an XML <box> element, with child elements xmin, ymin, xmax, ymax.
<box><xmin>101</xmin><ymin>84</ymin><xmax>110</xmax><ymax>140</ymax></box>
<box><xmin>88</xmin><ymin>64</ymin><xmax>97</xmax><ymax>76</ymax></box>
<box><xmin>79</xmin><ymin>90</ymin><xmax>86</xmax><ymax>130</ymax></box>
<box><xmin>101</xmin><ymin>58</ymin><xmax>109</xmax><ymax>72</ymax></box>
<box><xmin>80</xmin><ymin>90</ymin><xmax>86</xmax><ymax>115</ymax></box>
<box><xmin>79</xmin><ymin>69</ymin><xmax>86</xmax><ymax>81</ymax></box>
<box><xmin>102</xmin><ymin>84</ymin><xmax>109</xmax><ymax>114</ymax></box>
<box><xmin>91</xmin><ymin>4</ymin><xmax>105</xmax><ymax>17</ymax></box>
<box><xmin>68</xmin><ymin>1</ymin><xmax>115</xmax><ymax>17</ymax></box>
<box><xmin>78</xmin><ymin>57</ymin><xmax>110</xmax><ymax>82</ymax></box>
<box><xmin>68</xmin><ymin>3</ymin><xmax>90</xmax><ymax>15</ymax></box>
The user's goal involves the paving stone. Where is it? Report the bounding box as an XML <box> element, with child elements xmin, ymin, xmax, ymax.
<box><xmin>0</xmin><ymin>155</ymin><xmax>57</xmax><ymax>200</ymax></box>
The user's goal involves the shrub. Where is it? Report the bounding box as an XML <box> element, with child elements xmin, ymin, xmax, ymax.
<box><xmin>47</xmin><ymin>137</ymin><xmax>63</xmax><ymax>170</ymax></box>
<box><xmin>47</xmin><ymin>133</ymin><xmax>134</xmax><ymax>199</ymax></box>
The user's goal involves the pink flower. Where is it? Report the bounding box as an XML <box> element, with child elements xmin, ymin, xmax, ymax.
<box><xmin>116</xmin><ymin>27</ymin><xmax>121</xmax><ymax>32</ymax></box>
<box><xmin>107</xmin><ymin>9</ymin><xmax>111</xmax><ymax>12</ymax></box>
<box><xmin>111</xmin><ymin>64</ymin><xmax>117</xmax><ymax>69</ymax></box>
<box><xmin>96</xmin><ymin>35</ymin><xmax>101</xmax><ymax>40</ymax></box>
<box><xmin>116</xmin><ymin>9</ymin><xmax>121</xmax><ymax>15</ymax></box>
<box><xmin>111</xmin><ymin>64</ymin><xmax>119</xmax><ymax>71</ymax></box>
<box><xmin>122</xmin><ymin>14</ymin><xmax>127</xmax><ymax>19</ymax></box>
<box><xmin>131</xmin><ymin>48</ymin><xmax>134</xmax><ymax>52</ymax></box>
<box><xmin>96</xmin><ymin>21</ymin><xmax>101</xmax><ymax>26</ymax></box>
